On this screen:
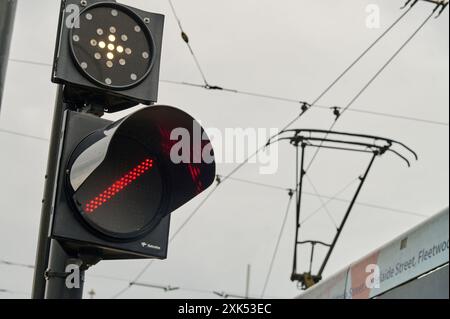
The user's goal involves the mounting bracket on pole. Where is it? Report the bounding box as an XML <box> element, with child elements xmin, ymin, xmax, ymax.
<box><xmin>276</xmin><ymin>129</ymin><xmax>417</xmax><ymax>290</ymax></box>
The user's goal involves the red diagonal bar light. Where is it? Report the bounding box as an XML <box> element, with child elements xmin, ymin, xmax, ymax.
<box><xmin>84</xmin><ymin>159</ymin><xmax>154</xmax><ymax>213</ymax></box>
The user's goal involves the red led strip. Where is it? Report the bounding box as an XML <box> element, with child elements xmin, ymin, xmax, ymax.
<box><xmin>84</xmin><ymin>159</ymin><xmax>154</xmax><ymax>214</ymax></box>
<box><xmin>188</xmin><ymin>164</ymin><xmax>203</xmax><ymax>194</ymax></box>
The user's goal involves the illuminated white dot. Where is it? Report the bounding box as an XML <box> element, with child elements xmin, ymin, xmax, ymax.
<box><xmin>99</xmin><ymin>41</ymin><xmax>106</xmax><ymax>49</ymax></box>
<box><xmin>106</xmin><ymin>61</ymin><xmax>113</xmax><ymax>68</ymax></box>
<box><xmin>125</xmin><ymin>48</ymin><xmax>132</xmax><ymax>55</ymax></box>
<box><xmin>105</xmin><ymin>78</ymin><xmax>112</xmax><ymax>85</ymax></box>
<box><xmin>108</xmin><ymin>43</ymin><xmax>115</xmax><ymax>51</ymax></box>
<box><xmin>119</xmin><ymin>59</ymin><xmax>126</xmax><ymax>65</ymax></box>
<box><xmin>108</xmin><ymin>35</ymin><xmax>116</xmax><ymax>42</ymax></box>
<box><xmin>94</xmin><ymin>53</ymin><xmax>101</xmax><ymax>60</ymax></box>
<box><xmin>97</xmin><ymin>28</ymin><xmax>104</xmax><ymax>36</ymax></box>
<box><xmin>107</xmin><ymin>52</ymin><xmax>114</xmax><ymax>60</ymax></box>
<box><xmin>142</xmin><ymin>52</ymin><xmax>149</xmax><ymax>59</ymax></box>
<box><xmin>134</xmin><ymin>25</ymin><xmax>141</xmax><ymax>32</ymax></box>
<box><xmin>130</xmin><ymin>73</ymin><xmax>137</xmax><ymax>81</ymax></box>
<box><xmin>73</xmin><ymin>35</ymin><xmax>80</xmax><ymax>42</ymax></box>
<box><xmin>85</xmin><ymin>13</ymin><xmax>93</xmax><ymax>20</ymax></box>
<box><xmin>111</xmin><ymin>9</ymin><xmax>118</xmax><ymax>17</ymax></box>
<box><xmin>90</xmin><ymin>39</ymin><xmax>97</xmax><ymax>46</ymax></box>
<box><xmin>110</xmin><ymin>26</ymin><xmax>116</xmax><ymax>34</ymax></box>
<box><xmin>121</xmin><ymin>34</ymin><xmax>128</xmax><ymax>41</ymax></box>
<box><xmin>80</xmin><ymin>62</ymin><xmax>88</xmax><ymax>69</ymax></box>
<box><xmin>116</xmin><ymin>46</ymin><xmax>124</xmax><ymax>53</ymax></box>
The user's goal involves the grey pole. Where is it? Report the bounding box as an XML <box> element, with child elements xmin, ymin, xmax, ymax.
<box><xmin>32</xmin><ymin>0</ymin><xmax>69</xmax><ymax>299</ymax></box>
<box><xmin>245</xmin><ymin>264</ymin><xmax>251</xmax><ymax>299</ymax></box>
<box><xmin>45</xmin><ymin>240</ymin><xmax>85</xmax><ymax>299</ymax></box>
<box><xmin>0</xmin><ymin>0</ymin><xmax>17</xmax><ymax>111</ymax></box>
<box><xmin>32</xmin><ymin>85</ymin><xmax>67</xmax><ymax>299</ymax></box>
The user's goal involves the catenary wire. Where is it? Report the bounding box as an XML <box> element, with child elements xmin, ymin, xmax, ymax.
<box><xmin>161</xmin><ymin>79</ymin><xmax>449</xmax><ymax>126</ymax></box>
<box><xmin>261</xmin><ymin>193</ymin><xmax>294</xmax><ymax>298</ymax></box>
<box><xmin>305</xmin><ymin>175</ymin><xmax>339</xmax><ymax>229</ymax></box>
<box><xmin>0</xmin><ymin>259</ymin><xmax>283</xmax><ymax>299</ymax></box>
<box><xmin>0</xmin><ymin>128</ymin><xmax>50</xmax><ymax>142</ymax></box>
<box><xmin>220</xmin><ymin>175</ymin><xmax>428</xmax><ymax>219</ymax></box>
<box><xmin>341</xmin><ymin>9</ymin><xmax>438</xmax><ymax>118</ymax></box>
<box><xmin>304</xmin><ymin>6</ymin><xmax>439</xmax><ymax>173</ymax></box>
<box><xmin>7</xmin><ymin>59</ymin><xmax>448</xmax><ymax>128</ymax></box>
<box><xmin>112</xmin><ymin>184</ymin><xmax>220</xmax><ymax>298</ymax></box>
<box><xmin>167</xmin><ymin>0</ymin><xmax>209</xmax><ymax>85</ymax></box>
<box><xmin>300</xmin><ymin>177</ymin><xmax>360</xmax><ymax>226</ymax></box>
<box><xmin>159</xmin><ymin>79</ymin><xmax>449</xmax><ymax>126</ymax></box>
<box><xmin>0</xmin><ymin>288</ymin><xmax>30</xmax><ymax>296</ymax></box>
<box><xmin>217</xmin><ymin>175</ymin><xmax>291</xmax><ymax>192</ymax></box>
<box><xmin>273</xmin><ymin>2</ymin><xmax>418</xmax><ymax>134</ymax></box>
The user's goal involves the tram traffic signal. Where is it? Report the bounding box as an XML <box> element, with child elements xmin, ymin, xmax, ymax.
<box><xmin>48</xmin><ymin>0</ymin><xmax>216</xmax><ymax>260</ymax></box>
<box><xmin>51</xmin><ymin>106</ymin><xmax>216</xmax><ymax>259</ymax></box>
<box><xmin>52</xmin><ymin>0</ymin><xmax>164</xmax><ymax>112</ymax></box>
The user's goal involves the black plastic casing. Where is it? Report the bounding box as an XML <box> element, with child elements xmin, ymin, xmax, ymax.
<box><xmin>52</xmin><ymin>0</ymin><xmax>165</xmax><ymax>113</ymax></box>
<box><xmin>50</xmin><ymin>111</ymin><xmax>170</xmax><ymax>260</ymax></box>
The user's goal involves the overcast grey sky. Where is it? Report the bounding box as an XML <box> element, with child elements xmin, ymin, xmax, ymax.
<box><xmin>0</xmin><ymin>0</ymin><xmax>448</xmax><ymax>299</ymax></box>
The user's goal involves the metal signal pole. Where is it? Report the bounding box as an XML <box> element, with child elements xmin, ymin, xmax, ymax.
<box><xmin>32</xmin><ymin>86</ymin><xmax>93</xmax><ymax>299</ymax></box>
<box><xmin>45</xmin><ymin>240</ymin><xmax>85</xmax><ymax>299</ymax></box>
<box><xmin>0</xmin><ymin>0</ymin><xmax>17</xmax><ymax>111</ymax></box>
<box><xmin>32</xmin><ymin>0</ymin><xmax>70</xmax><ymax>299</ymax></box>
<box><xmin>32</xmin><ymin>86</ymin><xmax>67</xmax><ymax>299</ymax></box>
